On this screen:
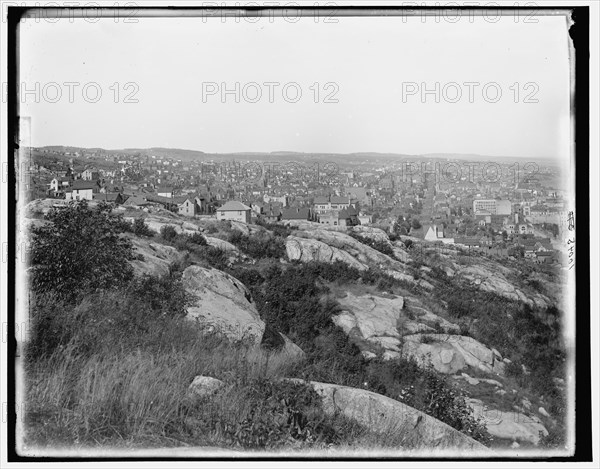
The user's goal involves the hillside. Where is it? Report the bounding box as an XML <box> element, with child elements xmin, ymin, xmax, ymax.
<box><xmin>20</xmin><ymin>199</ymin><xmax>569</xmax><ymax>456</ymax></box>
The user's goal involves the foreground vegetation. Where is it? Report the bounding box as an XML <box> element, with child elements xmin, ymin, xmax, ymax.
<box><xmin>24</xmin><ymin>201</ymin><xmax>566</xmax><ymax>451</ymax></box>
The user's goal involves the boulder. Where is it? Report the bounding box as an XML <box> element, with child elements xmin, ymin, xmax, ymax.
<box><xmin>182</xmin><ymin>265</ymin><xmax>265</xmax><ymax>343</ymax></box>
<box><xmin>286</xmin><ymin>236</ymin><xmax>366</xmax><ymax>270</ymax></box>
<box><xmin>467</xmin><ymin>398</ymin><xmax>548</xmax><ymax>445</ymax></box>
<box><xmin>188</xmin><ymin>375</ymin><xmax>225</xmax><ymax>398</ymax></box>
<box><xmin>286</xmin><ymin>379</ymin><xmax>492</xmax><ymax>453</ymax></box>
<box><xmin>205</xmin><ymin>236</ymin><xmax>239</xmax><ymax>252</ymax></box>
<box><xmin>538</xmin><ymin>407</ymin><xmax>550</xmax><ymax>418</ymax></box>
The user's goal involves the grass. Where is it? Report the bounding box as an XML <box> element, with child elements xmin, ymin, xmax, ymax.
<box><xmin>21</xmin><ymin>319</ymin><xmax>430</xmax><ymax>454</ymax></box>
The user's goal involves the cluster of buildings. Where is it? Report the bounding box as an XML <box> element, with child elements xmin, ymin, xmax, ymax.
<box><xmin>24</xmin><ymin>148</ymin><xmax>568</xmax><ymax>265</ymax></box>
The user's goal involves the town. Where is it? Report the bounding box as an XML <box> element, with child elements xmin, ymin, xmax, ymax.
<box><xmin>20</xmin><ymin>145</ymin><xmax>570</xmax><ymax>267</ymax></box>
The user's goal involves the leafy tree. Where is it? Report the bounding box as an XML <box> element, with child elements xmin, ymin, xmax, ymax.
<box><xmin>411</xmin><ymin>218</ymin><xmax>422</xmax><ymax>229</ymax></box>
<box><xmin>30</xmin><ymin>200</ymin><xmax>134</xmax><ymax>299</ymax></box>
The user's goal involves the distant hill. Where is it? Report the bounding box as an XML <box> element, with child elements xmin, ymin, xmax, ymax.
<box><xmin>33</xmin><ymin>146</ymin><xmax>558</xmax><ymax>166</ymax></box>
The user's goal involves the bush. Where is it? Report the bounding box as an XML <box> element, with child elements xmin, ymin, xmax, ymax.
<box><xmin>189</xmin><ymin>232</ymin><xmax>208</xmax><ymax>245</ymax></box>
<box><xmin>187</xmin><ymin>378</ymin><xmax>341</xmax><ymax>449</ymax></box>
<box><xmin>196</xmin><ymin>246</ymin><xmax>229</xmax><ymax>271</ymax></box>
<box><xmin>228</xmin><ymin>231</ymin><xmax>286</xmax><ymax>260</ymax></box>
<box><xmin>30</xmin><ymin>200</ymin><xmax>134</xmax><ymax>300</ymax></box>
<box><xmin>160</xmin><ymin>225</ymin><xmax>178</xmax><ymax>242</ymax></box>
<box><xmin>132</xmin><ymin>217</ymin><xmax>155</xmax><ymax>237</ymax></box>
<box><xmin>348</xmin><ymin>232</ymin><xmax>394</xmax><ymax>257</ymax></box>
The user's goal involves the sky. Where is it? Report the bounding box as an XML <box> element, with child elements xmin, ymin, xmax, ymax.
<box><xmin>18</xmin><ymin>10</ymin><xmax>572</xmax><ymax>159</ymax></box>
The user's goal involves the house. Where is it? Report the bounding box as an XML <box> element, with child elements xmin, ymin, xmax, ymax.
<box><xmin>261</xmin><ymin>204</ymin><xmax>282</xmax><ymax>223</ymax></box>
<box><xmin>263</xmin><ymin>194</ymin><xmax>288</xmax><ymax>207</ymax></box>
<box><xmin>318</xmin><ymin>206</ymin><xmax>359</xmax><ymax>228</ymax></box>
<box><xmin>216</xmin><ymin>201</ymin><xmax>252</xmax><ymax>223</ymax></box>
<box><xmin>123</xmin><ymin>195</ymin><xmax>152</xmax><ymax>207</ymax></box>
<box><xmin>65</xmin><ymin>180</ymin><xmax>97</xmax><ymax>201</ymax></box>
<box><xmin>313</xmin><ymin>195</ymin><xmax>354</xmax><ymax>215</ymax></box>
<box><xmin>524</xmin><ymin>249</ymin><xmax>537</xmax><ymax>259</ymax></box>
<box><xmin>281</xmin><ymin>207</ymin><xmax>312</xmax><ymax>221</ymax></box>
<box><xmin>178</xmin><ymin>197</ymin><xmax>206</xmax><ymax>217</ymax></box>
<box><xmin>81</xmin><ymin>168</ymin><xmax>99</xmax><ymax>181</ymax></box>
<box><xmin>49</xmin><ymin>177</ymin><xmax>71</xmax><ymax>194</ymax></box>
<box><xmin>156</xmin><ymin>186</ymin><xmax>174</xmax><ymax>198</ymax></box>
<box><xmin>93</xmin><ymin>192</ymin><xmax>128</xmax><ymax>204</ymax></box>
<box><xmin>535</xmin><ymin>251</ymin><xmax>555</xmax><ymax>264</ymax></box>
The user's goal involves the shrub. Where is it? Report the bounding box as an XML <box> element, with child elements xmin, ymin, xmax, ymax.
<box><xmin>132</xmin><ymin>217</ymin><xmax>155</xmax><ymax>237</ymax></box>
<box><xmin>160</xmin><ymin>225</ymin><xmax>178</xmax><ymax>241</ymax></box>
<box><xmin>196</xmin><ymin>246</ymin><xmax>229</xmax><ymax>271</ymax></box>
<box><xmin>228</xmin><ymin>231</ymin><xmax>286</xmax><ymax>260</ymax></box>
<box><xmin>187</xmin><ymin>378</ymin><xmax>341</xmax><ymax>449</ymax></box>
<box><xmin>189</xmin><ymin>232</ymin><xmax>208</xmax><ymax>245</ymax></box>
<box><xmin>348</xmin><ymin>232</ymin><xmax>394</xmax><ymax>257</ymax></box>
<box><xmin>30</xmin><ymin>200</ymin><xmax>134</xmax><ymax>300</ymax></box>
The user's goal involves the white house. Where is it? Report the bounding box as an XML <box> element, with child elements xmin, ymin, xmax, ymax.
<box><xmin>178</xmin><ymin>197</ymin><xmax>205</xmax><ymax>217</ymax></box>
<box><xmin>49</xmin><ymin>177</ymin><xmax>71</xmax><ymax>193</ymax></box>
<box><xmin>65</xmin><ymin>180</ymin><xmax>96</xmax><ymax>201</ymax></box>
<box><xmin>216</xmin><ymin>201</ymin><xmax>252</xmax><ymax>223</ymax></box>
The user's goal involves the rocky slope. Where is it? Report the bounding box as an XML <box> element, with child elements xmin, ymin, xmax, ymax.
<box><xmin>22</xmin><ymin>200</ymin><xmax>560</xmax><ymax>449</ymax></box>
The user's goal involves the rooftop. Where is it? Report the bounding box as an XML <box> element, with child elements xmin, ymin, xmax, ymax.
<box><xmin>219</xmin><ymin>201</ymin><xmax>252</xmax><ymax>211</ymax></box>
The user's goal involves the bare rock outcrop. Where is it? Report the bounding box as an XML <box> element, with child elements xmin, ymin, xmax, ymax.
<box><xmin>182</xmin><ymin>265</ymin><xmax>265</xmax><ymax>343</ymax></box>
<box><xmin>294</xmin><ymin>229</ymin><xmax>406</xmax><ymax>270</ymax></box>
<box><xmin>286</xmin><ymin>379</ymin><xmax>492</xmax><ymax>453</ymax></box>
<box><xmin>467</xmin><ymin>398</ymin><xmax>548</xmax><ymax>445</ymax></box>
<box><xmin>333</xmin><ymin>293</ymin><xmax>465</xmax><ymax>360</ymax></box>
<box><xmin>286</xmin><ymin>236</ymin><xmax>367</xmax><ymax>270</ymax></box>
<box><xmin>402</xmin><ymin>334</ymin><xmax>505</xmax><ymax>376</ymax></box>
<box><xmin>457</xmin><ymin>265</ymin><xmax>549</xmax><ymax>309</ymax></box>
<box><xmin>205</xmin><ymin>236</ymin><xmax>239</xmax><ymax>253</ymax></box>
<box><xmin>333</xmin><ymin>292</ymin><xmax>405</xmax><ymax>354</ymax></box>
<box><xmin>128</xmin><ymin>236</ymin><xmax>186</xmax><ymax>276</ymax></box>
